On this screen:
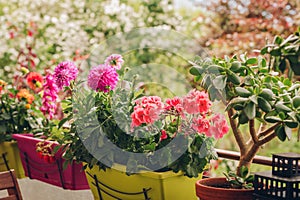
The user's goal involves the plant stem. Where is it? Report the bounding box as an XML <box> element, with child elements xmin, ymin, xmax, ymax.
<box><xmin>258</xmin><ymin>122</ymin><xmax>280</xmax><ymax>138</ymax></box>
<box><xmin>228</xmin><ymin>108</ymin><xmax>246</xmax><ymax>155</ymax></box>
<box><xmin>249</xmin><ymin>119</ymin><xmax>258</xmax><ymax>143</ymax></box>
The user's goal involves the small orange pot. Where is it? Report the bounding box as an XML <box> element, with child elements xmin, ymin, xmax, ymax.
<box><xmin>195</xmin><ymin>177</ymin><xmax>253</xmax><ymax>200</ymax></box>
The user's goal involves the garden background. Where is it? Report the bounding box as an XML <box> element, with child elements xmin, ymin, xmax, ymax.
<box><xmin>0</xmin><ymin>0</ymin><xmax>299</xmax><ymax>193</ymax></box>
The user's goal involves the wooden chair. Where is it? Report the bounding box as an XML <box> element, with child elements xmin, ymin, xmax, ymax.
<box><xmin>0</xmin><ymin>170</ymin><xmax>22</xmax><ymax>200</ymax></box>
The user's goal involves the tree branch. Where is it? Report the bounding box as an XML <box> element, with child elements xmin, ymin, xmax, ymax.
<box><xmin>249</xmin><ymin>119</ymin><xmax>258</xmax><ymax>143</ymax></box>
<box><xmin>228</xmin><ymin>108</ymin><xmax>246</xmax><ymax>154</ymax></box>
<box><xmin>258</xmin><ymin>122</ymin><xmax>281</xmax><ymax>138</ymax></box>
<box><xmin>257</xmin><ymin>123</ymin><xmax>267</xmax><ymax>138</ymax></box>
<box><xmin>257</xmin><ymin>122</ymin><xmax>281</xmax><ymax>145</ymax></box>
<box><xmin>258</xmin><ymin>131</ymin><xmax>278</xmax><ymax>146</ymax></box>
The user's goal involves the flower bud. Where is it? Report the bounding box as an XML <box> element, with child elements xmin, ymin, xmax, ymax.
<box><xmin>21</xmin><ymin>67</ymin><xmax>29</xmax><ymax>75</ymax></box>
<box><xmin>35</xmin><ymin>81</ymin><xmax>42</xmax><ymax>88</ymax></box>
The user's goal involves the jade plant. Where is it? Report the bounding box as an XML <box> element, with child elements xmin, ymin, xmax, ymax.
<box><xmin>261</xmin><ymin>27</ymin><xmax>300</xmax><ymax>78</ymax></box>
<box><xmin>189</xmin><ymin>51</ymin><xmax>300</xmax><ymax>177</ymax></box>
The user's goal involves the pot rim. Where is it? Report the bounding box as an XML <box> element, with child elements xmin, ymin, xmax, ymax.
<box><xmin>195</xmin><ymin>177</ymin><xmax>254</xmax><ymax>192</ymax></box>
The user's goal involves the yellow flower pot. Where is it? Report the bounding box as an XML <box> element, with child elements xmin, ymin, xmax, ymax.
<box><xmin>0</xmin><ymin>141</ymin><xmax>25</xmax><ymax>179</ymax></box>
<box><xmin>85</xmin><ymin>164</ymin><xmax>202</xmax><ymax>200</ymax></box>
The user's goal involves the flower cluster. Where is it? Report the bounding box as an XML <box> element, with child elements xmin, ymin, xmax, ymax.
<box><xmin>0</xmin><ymin>71</ymin><xmax>45</xmax><ymax>141</ymax></box>
<box><xmin>131</xmin><ymin>90</ymin><xmax>229</xmax><ymax>140</ymax></box>
<box><xmin>40</xmin><ymin>61</ymin><xmax>78</xmax><ymax>120</ymax></box>
<box><xmin>58</xmin><ymin>53</ymin><xmax>230</xmax><ymax>178</ymax></box>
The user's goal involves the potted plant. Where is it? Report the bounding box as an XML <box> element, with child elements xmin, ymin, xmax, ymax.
<box><xmin>12</xmin><ymin>61</ymin><xmax>90</xmax><ymax>189</ymax></box>
<box><xmin>190</xmin><ymin>30</ymin><xmax>300</xmax><ymax>199</ymax></box>
<box><xmin>0</xmin><ymin>69</ymin><xmax>45</xmax><ymax>178</ymax></box>
<box><xmin>52</xmin><ymin>54</ymin><xmax>229</xmax><ymax>199</ymax></box>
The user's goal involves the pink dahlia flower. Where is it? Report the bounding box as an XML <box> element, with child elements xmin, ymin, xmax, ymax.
<box><xmin>105</xmin><ymin>54</ymin><xmax>124</xmax><ymax>70</ymax></box>
<box><xmin>40</xmin><ymin>73</ymin><xmax>59</xmax><ymax>119</ymax></box>
<box><xmin>87</xmin><ymin>64</ymin><xmax>119</xmax><ymax>92</ymax></box>
<box><xmin>54</xmin><ymin>61</ymin><xmax>78</xmax><ymax>90</ymax></box>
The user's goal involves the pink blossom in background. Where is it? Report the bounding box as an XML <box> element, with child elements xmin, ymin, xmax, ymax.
<box><xmin>131</xmin><ymin>96</ymin><xmax>164</xmax><ymax>128</ymax></box>
<box><xmin>40</xmin><ymin>73</ymin><xmax>59</xmax><ymax>120</ymax></box>
<box><xmin>53</xmin><ymin>61</ymin><xmax>78</xmax><ymax>90</ymax></box>
<box><xmin>206</xmin><ymin>114</ymin><xmax>229</xmax><ymax>139</ymax></box>
<box><xmin>87</xmin><ymin>64</ymin><xmax>119</xmax><ymax>92</ymax></box>
<box><xmin>104</xmin><ymin>54</ymin><xmax>124</xmax><ymax>70</ymax></box>
<box><xmin>183</xmin><ymin>89</ymin><xmax>211</xmax><ymax>114</ymax></box>
<box><xmin>192</xmin><ymin>116</ymin><xmax>210</xmax><ymax>134</ymax></box>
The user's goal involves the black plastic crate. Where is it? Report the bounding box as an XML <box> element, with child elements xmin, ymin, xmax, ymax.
<box><xmin>254</xmin><ymin>171</ymin><xmax>300</xmax><ymax>200</ymax></box>
<box><xmin>272</xmin><ymin>153</ymin><xmax>300</xmax><ymax>178</ymax></box>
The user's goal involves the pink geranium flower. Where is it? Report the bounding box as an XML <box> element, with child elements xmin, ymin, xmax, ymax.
<box><xmin>87</xmin><ymin>64</ymin><xmax>119</xmax><ymax>92</ymax></box>
<box><xmin>53</xmin><ymin>61</ymin><xmax>78</xmax><ymax>90</ymax></box>
<box><xmin>192</xmin><ymin>116</ymin><xmax>210</xmax><ymax>134</ymax></box>
<box><xmin>165</xmin><ymin>97</ymin><xmax>185</xmax><ymax>118</ymax></box>
<box><xmin>206</xmin><ymin>114</ymin><xmax>229</xmax><ymax>139</ymax></box>
<box><xmin>183</xmin><ymin>89</ymin><xmax>211</xmax><ymax>114</ymax></box>
<box><xmin>131</xmin><ymin>96</ymin><xmax>164</xmax><ymax>128</ymax></box>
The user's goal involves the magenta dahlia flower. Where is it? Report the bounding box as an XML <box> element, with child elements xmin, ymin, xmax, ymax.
<box><xmin>87</xmin><ymin>64</ymin><xmax>119</xmax><ymax>92</ymax></box>
<box><xmin>104</xmin><ymin>54</ymin><xmax>124</xmax><ymax>70</ymax></box>
<box><xmin>53</xmin><ymin>61</ymin><xmax>78</xmax><ymax>90</ymax></box>
<box><xmin>40</xmin><ymin>73</ymin><xmax>59</xmax><ymax>119</ymax></box>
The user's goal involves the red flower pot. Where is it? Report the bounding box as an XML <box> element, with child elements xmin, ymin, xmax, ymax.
<box><xmin>195</xmin><ymin>177</ymin><xmax>253</xmax><ymax>200</ymax></box>
<box><xmin>12</xmin><ymin>134</ymin><xmax>89</xmax><ymax>190</ymax></box>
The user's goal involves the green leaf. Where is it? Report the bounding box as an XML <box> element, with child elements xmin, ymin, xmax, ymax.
<box><xmin>284</xmin><ymin>120</ymin><xmax>298</xmax><ymax>128</ymax></box>
<box><xmin>257</xmin><ymin>97</ymin><xmax>272</xmax><ymax>112</ymax></box>
<box><xmin>246</xmin><ymin>58</ymin><xmax>257</xmax><ymax>65</ymax></box>
<box><xmin>274</xmin><ymin>35</ymin><xmax>283</xmax><ymax>45</ymax></box>
<box><xmin>235</xmin><ymin>87</ymin><xmax>251</xmax><ymax>97</ymax></box>
<box><xmin>239</xmin><ymin>112</ymin><xmax>249</xmax><ymax>124</ymax></box>
<box><xmin>244</xmin><ymin>102</ymin><xmax>256</xmax><ymax>120</ymax></box>
<box><xmin>249</xmin><ymin>95</ymin><xmax>258</xmax><ymax>104</ymax></box>
<box><xmin>58</xmin><ymin>117</ymin><xmax>69</xmax><ymax>129</ymax></box>
<box><xmin>189</xmin><ymin>66</ymin><xmax>203</xmax><ymax>76</ymax></box>
<box><xmin>275</xmin><ymin>126</ymin><xmax>286</xmax><ymax>142</ymax></box>
<box><xmin>260</xmin><ymin>47</ymin><xmax>268</xmax><ymax>55</ymax></box>
<box><xmin>288</xmin><ymin>83</ymin><xmax>300</xmax><ymax>92</ymax></box>
<box><xmin>265</xmin><ymin>116</ymin><xmax>282</xmax><ymax>123</ymax></box>
<box><xmin>213</xmin><ymin>75</ymin><xmax>227</xmax><ymax>89</ymax></box>
<box><xmin>230</xmin><ymin>61</ymin><xmax>241</xmax><ymax>72</ymax></box>
<box><xmin>270</xmin><ymin>48</ymin><xmax>281</xmax><ymax>56</ymax></box>
<box><xmin>240</xmin><ymin>166</ymin><xmax>249</xmax><ymax>178</ymax></box>
<box><xmin>292</xmin><ymin>96</ymin><xmax>300</xmax><ymax>108</ymax></box>
<box><xmin>259</xmin><ymin>88</ymin><xmax>274</xmax><ymax>101</ymax></box>
<box><xmin>227</xmin><ymin>72</ymin><xmax>240</xmax><ymax>85</ymax></box>
<box><xmin>275</xmin><ymin>102</ymin><xmax>292</xmax><ymax>113</ymax></box>
<box><xmin>207</xmin><ymin>65</ymin><xmax>224</xmax><ymax>73</ymax></box>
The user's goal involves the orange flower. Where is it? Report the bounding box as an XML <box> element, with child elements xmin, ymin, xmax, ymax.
<box><xmin>26</xmin><ymin>72</ymin><xmax>43</xmax><ymax>91</ymax></box>
<box><xmin>0</xmin><ymin>79</ymin><xmax>7</xmax><ymax>93</ymax></box>
<box><xmin>25</xmin><ymin>104</ymin><xmax>31</xmax><ymax>109</ymax></box>
<box><xmin>16</xmin><ymin>89</ymin><xmax>34</xmax><ymax>104</ymax></box>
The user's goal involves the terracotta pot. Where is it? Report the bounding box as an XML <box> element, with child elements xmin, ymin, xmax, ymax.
<box><xmin>195</xmin><ymin>177</ymin><xmax>253</xmax><ymax>200</ymax></box>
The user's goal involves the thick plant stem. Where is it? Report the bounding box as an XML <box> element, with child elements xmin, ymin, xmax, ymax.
<box><xmin>228</xmin><ymin>108</ymin><xmax>246</xmax><ymax>155</ymax></box>
<box><xmin>237</xmin><ymin>143</ymin><xmax>260</xmax><ymax>176</ymax></box>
